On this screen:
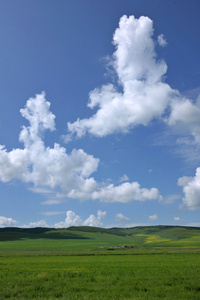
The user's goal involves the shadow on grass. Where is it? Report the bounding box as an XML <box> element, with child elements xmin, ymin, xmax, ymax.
<box><xmin>0</xmin><ymin>227</ymin><xmax>90</xmax><ymax>241</ymax></box>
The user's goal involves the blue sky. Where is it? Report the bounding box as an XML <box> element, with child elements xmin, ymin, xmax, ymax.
<box><xmin>0</xmin><ymin>0</ymin><xmax>200</xmax><ymax>228</ymax></box>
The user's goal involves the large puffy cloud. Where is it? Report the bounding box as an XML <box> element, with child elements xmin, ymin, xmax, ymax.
<box><xmin>0</xmin><ymin>92</ymin><xmax>161</xmax><ymax>203</ymax></box>
<box><xmin>55</xmin><ymin>210</ymin><xmax>106</xmax><ymax>228</ymax></box>
<box><xmin>66</xmin><ymin>15</ymin><xmax>200</xmax><ymax>147</ymax></box>
<box><xmin>178</xmin><ymin>168</ymin><xmax>200</xmax><ymax>210</ymax></box>
<box><xmin>66</xmin><ymin>15</ymin><xmax>173</xmax><ymax>139</ymax></box>
<box><xmin>168</xmin><ymin>96</ymin><xmax>200</xmax><ymax>144</ymax></box>
<box><xmin>112</xmin><ymin>15</ymin><xmax>167</xmax><ymax>84</ymax></box>
<box><xmin>0</xmin><ymin>216</ymin><xmax>17</xmax><ymax>227</ymax></box>
<box><xmin>0</xmin><ymin>93</ymin><xmax>99</xmax><ymax>199</ymax></box>
<box><xmin>19</xmin><ymin>92</ymin><xmax>56</xmax><ymax>147</ymax></box>
<box><xmin>91</xmin><ymin>181</ymin><xmax>162</xmax><ymax>203</ymax></box>
<box><xmin>0</xmin><ymin>146</ymin><xmax>30</xmax><ymax>182</ymax></box>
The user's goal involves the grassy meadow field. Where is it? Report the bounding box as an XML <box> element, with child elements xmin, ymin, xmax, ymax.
<box><xmin>0</xmin><ymin>225</ymin><xmax>200</xmax><ymax>299</ymax></box>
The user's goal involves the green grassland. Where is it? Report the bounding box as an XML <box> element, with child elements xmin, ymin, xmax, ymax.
<box><xmin>0</xmin><ymin>252</ymin><xmax>200</xmax><ymax>299</ymax></box>
<box><xmin>0</xmin><ymin>225</ymin><xmax>200</xmax><ymax>254</ymax></box>
<box><xmin>0</xmin><ymin>226</ymin><xmax>200</xmax><ymax>299</ymax></box>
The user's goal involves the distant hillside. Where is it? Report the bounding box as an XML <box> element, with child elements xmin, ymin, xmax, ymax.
<box><xmin>0</xmin><ymin>225</ymin><xmax>199</xmax><ymax>251</ymax></box>
<box><xmin>67</xmin><ymin>225</ymin><xmax>200</xmax><ymax>244</ymax></box>
<box><xmin>0</xmin><ymin>225</ymin><xmax>199</xmax><ymax>239</ymax></box>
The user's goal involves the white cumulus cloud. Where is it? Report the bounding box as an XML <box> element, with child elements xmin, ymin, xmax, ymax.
<box><xmin>0</xmin><ymin>93</ymin><xmax>99</xmax><ymax>200</ymax></box>
<box><xmin>55</xmin><ymin>210</ymin><xmax>106</xmax><ymax>228</ymax></box>
<box><xmin>66</xmin><ymin>15</ymin><xmax>200</xmax><ymax>148</ymax></box>
<box><xmin>178</xmin><ymin>168</ymin><xmax>200</xmax><ymax>210</ymax></box>
<box><xmin>168</xmin><ymin>97</ymin><xmax>200</xmax><ymax>144</ymax></box>
<box><xmin>22</xmin><ymin>219</ymin><xmax>50</xmax><ymax>228</ymax></box>
<box><xmin>177</xmin><ymin>176</ymin><xmax>194</xmax><ymax>187</ymax></box>
<box><xmin>91</xmin><ymin>181</ymin><xmax>162</xmax><ymax>203</ymax></box>
<box><xmin>66</xmin><ymin>15</ymin><xmax>173</xmax><ymax>139</ymax></box>
<box><xmin>0</xmin><ymin>216</ymin><xmax>17</xmax><ymax>227</ymax></box>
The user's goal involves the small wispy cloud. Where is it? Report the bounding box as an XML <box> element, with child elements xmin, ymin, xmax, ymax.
<box><xmin>115</xmin><ymin>213</ymin><xmax>130</xmax><ymax>222</ymax></box>
<box><xmin>119</xmin><ymin>174</ymin><xmax>129</xmax><ymax>182</ymax></box>
<box><xmin>28</xmin><ymin>187</ymin><xmax>54</xmax><ymax>194</ymax></box>
<box><xmin>157</xmin><ymin>34</ymin><xmax>167</xmax><ymax>47</ymax></box>
<box><xmin>40</xmin><ymin>211</ymin><xmax>65</xmax><ymax>216</ymax></box>
<box><xmin>41</xmin><ymin>199</ymin><xmax>64</xmax><ymax>205</ymax></box>
<box><xmin>148</xmin><ymin>214</ymin><xmax>158</xmax><ymax>221</ymax></box>
<box><xmin>164</xmin><ymin>194</ymin><xmax>181</xmax><ymax>204</ymax></box>
<box><xmin>186</xmin><ymin>222</ymin><xmax>200</xmax><ymax>227</ymax></box>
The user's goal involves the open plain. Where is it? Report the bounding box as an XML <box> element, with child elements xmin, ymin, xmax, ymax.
<box><xmin>0</xmin><ymin>226</ymin><xmax>200</xmax><ymax>299</ymax></box>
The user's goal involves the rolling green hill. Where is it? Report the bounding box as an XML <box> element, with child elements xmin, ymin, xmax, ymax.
<box><xmin>0</xmin><ymin>225</ymin><xmax>199</xmax><ymax>253</ymax></box>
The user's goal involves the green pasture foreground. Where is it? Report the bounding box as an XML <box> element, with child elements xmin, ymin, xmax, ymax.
<box><xmin>0</xmin><ymin>253</ymin><xmax>199</xmax><ymax>299</ymax></box>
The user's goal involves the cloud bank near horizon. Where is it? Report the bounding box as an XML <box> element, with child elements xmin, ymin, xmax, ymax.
<box><xmin>55</xmin><ymin>210</ymin><xmax>106</xmax><ymax>228</ymax></box>
<box><xmin>1</xmin><ymin>210</ymin><xmax>198</xmax><ymax>228</ymax></box>
<box><xmin>0</xmin><ymin>210</ymin><xmax>106</xmax><ymax>228</ymax></box>
<box><xmin>0</xmin><ymin>216</ymin><xmax>17</xmax><ymax>227</ymax></box>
